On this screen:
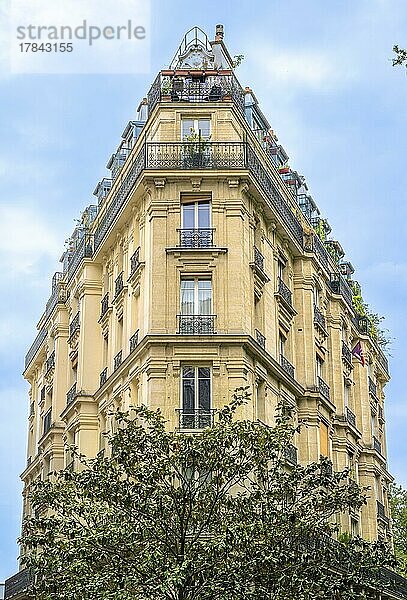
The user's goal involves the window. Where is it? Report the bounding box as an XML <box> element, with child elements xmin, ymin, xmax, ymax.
<box><xmin>351</xmin><ymin>517</ymin><xmax>359</xmax><ymax>537</ymax></box>
<box><xmin>313</xmin><ymin>285</ymin><xmax>320</xmax><ymax>308</ymax></box>
<box><xmin>181</xmin><ymin>118</ymin><xmax>211</xmax><ymax>140</ymax></box>
<box><xmin>180</xmin><ymin>277</ymin><xmax>212</xmax><ymax>315</ymax></box>
<box><xmin>371</xmin><ymin>413</ymin><xmax>376</xmax><ymax>437</ymax></box>
<box><xmin>316</xmin><ymin>355</ymin><xmax>323</xmax><ymax>379</ymax></box>
<box><xmin>344</xmin><ymin>380</ymin><xmax>349</xmax><ymax>407</ymax></box>
<box><xmin>319</xmin><ymin>421</ymin><xmax>329</xmax><ymax>457</ymax></box>
<box><xmin>278</xmin><ymin>259</ymin><xmax>286</xmax><ymax>281</ymax></box>
<box><xmin>180</xmin><ymin>366</ymin><xmax>212</xmax><ymax>428</ymax></box>
<box><xmin>182</xmin><ymin>200</ymin><xmax>211</xmax><ymax>229</ymax></box>
<box><xmin>279</xmin><ymin>333</ymin><xmax>286</xmax><ymax>357</ymax></box>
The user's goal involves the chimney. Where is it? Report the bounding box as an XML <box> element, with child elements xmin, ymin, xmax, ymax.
<box><xmin>215</xmin><ymin>24</ymin><xmax>224</xmax><ymax>42</ymax></box>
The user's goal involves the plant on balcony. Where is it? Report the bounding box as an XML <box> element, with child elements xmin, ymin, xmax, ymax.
<box><xmin>232</xmin><ymin>54</ymin><xmax>244</xmax><ymax>68</ymax></box>
<box><xmin>313</xmin><ymin>218</ymin><xmax>330</xmax><ymax>242</ymax></box>
<box><xmin>20</xmin><ymin>388</ymin><xmax>398</xmax><ymax>600</ymax></box>
<box><xmin>182</xmin><ymin>128</ymin><xmax>211</xmax><ymax>168</ymax></box>
<box><xmin>351</xmin><ymin>282</ymin><xmax>391</xmax><ymax>352</ymax></box>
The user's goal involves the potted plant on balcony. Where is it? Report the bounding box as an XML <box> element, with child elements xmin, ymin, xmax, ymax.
<box><xmin>161</xmin><ymin>78</ymin><xmax>172</xmax><ymax>101</ymax></box>
<box><xmin>182</xmin><ymin>128</ymin><xmax>211</xmax><ymax>168</ymax></box>
<box><xmin>278</xmin><ymin>165</ymin><xmax>290</xmax><ymax>175</ymax></box>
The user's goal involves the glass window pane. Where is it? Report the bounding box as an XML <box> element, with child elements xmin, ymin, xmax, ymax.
<box><xmin>182</xmin><ymin>203</ymin><xmax>195</xmax><ymax>229</ymax></box>
<box><xmin>183</xmin><ymin>379</ymin><xmax>195</xmax><ymax>412</ymax></box>
<box><xmin>182</xmin><ymin>120</ymin><xmax>194</xmax><ymax>139</ymax></box>
<box><xmin>198</xmin><ymin>119</ymin><xmax>211</xmax><ymax>139</ymax></box>
<box><xmin>183</xmin><ymin>366</ymin><xmax>194</xmax><ymax>379</ymax></box>
<box><xmin>198</xmin><ymin>378</ymin><xmax>211</xmax><ymax>410</ymax></box>
<box><xmin>198</xmin><ymin>280</ymin><xmax>212</xmax><ymax>315</ymax></box>
<box><xmin>181</xmin><ymin>280</ymin><xmax>194</xmax><ymax>315</ymax></box>
<box><xmin>197</xmin><ymin>201</ymin><xmax>210</xmax><ymax>228</ymax></box>
<box><xmin>198</xmin><ymin>367</ymin><xmax>210</xmax><ymax>379</ymax></box>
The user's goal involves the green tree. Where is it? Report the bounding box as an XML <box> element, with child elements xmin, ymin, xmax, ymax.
<box><xmin>22</xmin><ymin>390</ymin><xmax>397</xmax><ymax>600</ymax></box>
<box><xmin>393</xmin><ymin>45</ymin><xmax>407</xmax><ymax>68</ymax></box>
<box><xmin>390</xmin><ymin>484</ymin><xmax>407</xmax><ymax>576</ymax></box>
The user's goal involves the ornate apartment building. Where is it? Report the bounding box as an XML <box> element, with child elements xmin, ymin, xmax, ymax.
<box><xmin>5</xmin><ymin>24</ymin><xmax>405</xmax><ymax>599</ymax></box>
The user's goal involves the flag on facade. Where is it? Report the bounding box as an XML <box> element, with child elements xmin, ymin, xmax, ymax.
<box><xmin>352</xmin><ymin>341</ymin><xmax>365</xmax><ymax>366</ymax></box>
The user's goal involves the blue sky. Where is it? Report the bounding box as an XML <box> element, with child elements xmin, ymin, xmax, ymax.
<box><xmin>1</xmin><ymin>0</ymin><xmax>406</xmax><ymax>582</ymax></box>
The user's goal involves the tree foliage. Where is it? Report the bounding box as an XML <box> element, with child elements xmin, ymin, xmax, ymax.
<box><xmin>393</xmin><ymin>45</ymin><xmax>407</xmax><ymax>68</ymax></box>
<box><xmin>22</xmin><ymin>390</ymin><xmax>396</xmax><ymax>600</ymax></box>
<box><xmin>390</xmin><ymin>484</ymin><xmax>407</xmax><ymax>576</ymax></box>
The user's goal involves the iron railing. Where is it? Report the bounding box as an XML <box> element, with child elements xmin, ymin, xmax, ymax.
<box><xmin>373</xmin><ymin>436</ymin><xmax>382</xmax><ymax>455</ymax></box>
<box><xmin>329</xmin><ymin>273</ymin><xmax>353</xmax><ymax>311</ymax></box>
<box><xmin>101</xmin><ymin>293</ymin><xmax>109</xmax><ymax>317</ymax></box>
<box><xmin>114</xmin><ymin>272</ymin><xmax>124</xmax><ymax>298</ymax></box>
<box><xmin>130</xmin><ymin>330</ymin><xmax>139</xmax><ymax>353</ymax></box>
<box><xmin>176</xmin><ymin>408</ymin><xmax>216</xmax><ymax>430</ymax></box>
<box><xmin>43</xmin><ymin>409</ymin><xmax>52</xmax><ymax>435</ymax></box>
<box><xmin>45</xmin><ymin>350</ymin><xmax>55</xmax><ymax>374</ymax></box>
<box><xmin>318</xmin><ymin>376</ymin><xmax>330</xmax><ymax>401</ymax></box>
<box><xmin>100</xmin><ymin>367</ymin><xmax>108</xmax><ymax>387</ymax></box>
<box><xmin>283</xmin><ymin>443</ymin><xmax>298</xmax><ymax>465</ymax></box>
<box><xmin>377</xmin><ymin>500</ymin><xmax>386</xmax><ymax>520</ymax></box>
<box><xmin>114</xmin><ymin>350</ymin><xmax>123</xmax><ymax>371</ymax></box>
<box><xmin>69</xmin><ymin>312</ymin><xmax>80</xmax><ymax>338</ymax></box>
<box><xmin>66</xmin><ymin>383</ymin><xmax>77</xmax><ymax>406</ymax></box>
<box><xmin>342</xmin><ymin>341</ymin><xmax>353</xmax><ymax>366</ymax></box>
<box><xmin>309</xmin><ymin>234</ymin><xmax>330</xmax><ymax>273</ymax></box>
<box><xmin>24</xmin><ymin>327</ymin><xmax>47</xmax><ymax>371</ymax></box>
<box><xmin>313</xmin><ymin>304</ymin><xmax>326</xmax><ymax>331</ymax></box>
<box><xmin>45</xmin><ymin>271</ymin><xmax>64</xmax><ymax>319</ymax></box>
<box><xmin>178</xmin><ymin>228</ymin><xmax>214</xmax><ymax>248</ymax></box>
<box><xmin>378</xmin><ymin>405</ymin><xmax>384</xmax><ymax>421</ymax></box>
<box><xmin>129</xmin><ymin>247</ymin><xmax>141</xmax><ymax>276</ymax></box>
<box><xmin>66</xmin><ymin>231</ymin><xmax>94</xmax><ymax>283</ymax></box>
<box><xmin>178</xmin><ymin>315</ymin><xmax>216</xmax><ymax>335</ymax></box>
<box><xmin>369</xmin><ymin>376</ymin><xmax>378</xmax><ymax>399</ymax></box>
<box><xmin>345</xmin><ymin>406</ymin><xmax>356</xmax><ymax>428</ymax></box>
<box><xmin>253</xmin><ymin>246</ymin><xmax>265</xmax><ymax>272</ymax></box>
<box><xmin>146</xmin><ymin>141</ymin><xmax>246</xmax><ymax>170</ymax></box>
<box><xmin>280</xmin><ymin>354</ymin><xmax>295</xmax><ymax>379</ymax></box>
<box><xmin>277</xmin><ymin>277</ymin><xmax>292</xmax><ymax>307</ymax></box>
<box><xmin>255</xmin><ymin>329</ymin><xmax>266</xmax><ymax>349</ymax></box>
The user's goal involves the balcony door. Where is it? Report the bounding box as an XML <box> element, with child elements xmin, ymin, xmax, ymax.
<box><xmin>181</xmin><ymin>366</ymin><xmax>211</xmax><ymax>428</ymax></box>
<box><xmin>181</xmin><ymin>200</ymin><xmax>212</xmax><ymax>248</ymax></box>
<box><xmin>180</xmin><ymin>277</ymin><xmax>212</xmax><ymax>316</ymax></box>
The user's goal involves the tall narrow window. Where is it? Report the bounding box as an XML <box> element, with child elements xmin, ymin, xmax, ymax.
<box><xmin>278</xmin><ymin>259</ymin><xmax>286</xmax><ymax>281</ymax></box>
<box><xmin>179</xmin><ymin>277</ymin><xmax>213</xmax><ymax>334</ymax></box>
<box><xmin>181</xmin><ymin>199</ymin><xmax>212</xmax><ymax>248</ymax></box>
<box><xmin>180</xmin><ymin>366</ymin><xmax>212</xmax><ymax>429</ymax></box>
<box><xmin>316</xmin><ymin>355</ymin><xmax>323</xmax><ymax>379</ymax></box>
<box><xmin>344</xmin><ymin>380</ymin><xmax>349</xmax><ymax>407</ymax></box>
<box><xmin>279</xmin><ymin>333</ymin><xmax>286</xmax><ymax>357</ymax></box>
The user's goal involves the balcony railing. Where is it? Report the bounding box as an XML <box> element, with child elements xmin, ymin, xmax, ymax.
<box><xmin>345</xmin><ymin>406</ymin><xmax>356</xmax><ymax>428</ymax></box>
<box><xmin>341</xmin><ymin>341</ymin><xmax>353</xmax><ymax>366</ymax></box>
<box><xmin>313</xmin><ymin>304</ymin><xmax>326</xmax><ymax>331</ymax></box>
<box><xmin>114</xmin><ymin>350</ymin><xmax>123</xmax><ymax>371</ymax></box>
<box><xmin>129</xmin><ymin>247</ymin><xmax>141</xmax><ymax>276</ymax></box>
<box><xmin>43</xmin><ymin>409</ymin><xmax>52</xmax><ymax>435</ymax></box>
<box><xmin>283</xmin><ymin>443</ymin><xmax>298</xmax><ymax>465</ymax></box>
<box><xmin>178</xmin><ymin>228</ymin><xmax>214</xmax><ymax>248</ymax></box>
<box><xmin>66</xmin><ymin>383</ymin><xmax>77</xmax><ymax>406</ymax></box>
<box><xmin>101</xmin><ymin>293</ymin><xmax>109</xmax><ymax>317</ymax></box>
<box><xmin>45</xmin><ymin>271</ymin><xmax>64</xmax><ymax>320</ymax></box>
<box><xmin>277</xmin><ymin>277</ymin><xmax>292</xmax><ymax>307</ymax></box>
<box><xmin>329</xmin><ymin>273</ymin><xmax>353</xmax><ymax>311</ymax></box>
<box><xmin>69</xmin><ymin>312</ymin><xmax>80</xmax><ymax>338</ymax></box>
<box><xmin>24</xmin><ymin>327</ymin><xmax>47</xmax><ymax>371</ymax></box>
<box><xmin>66</xmin><ymin>231</ymin><xmax>94</xmax><ymax>283</ymax></box>
<box><xmin>178</xmin><ymin>315</ymin><xmax>216</xmax><ymax>335</ymax></box>
<box><xmin>147</xmin><ymin>141</ymin><xmax>246</xmax><ymax>170</ymax></box>
<box><xmin>130</xmin><ymin>330</ymin><xmax>139</xmax><ymax>353</ymax></box>
<box><xmin>45</xmin><ymin>350</ymin><xmax>55</xmax><ymax>374</ymax></box>
<box><xmin>255</xmin><ymin>329</ymin><xmax>266</xmax><ymax>349</ymax></box>
<box><xmin>40</xmin><ymin>386</ymin><xmax>45</xmax><ymax>403</ymax></box>
<box><xmin>147</xmin><ymin>72</ymin><xmax>246</xmax><ymax>117</ymax></box>
<box><xmin>318</xmin><ymin>376</ymin><xmax>330</xmax><ymax>401</ymax></box>
<box><xmin>373</xmin><ymin>436</ymin><xmax>382</xmax><ymax>455</ymax></box>
<box><xmin>377</xmin><ymin>500</ymin><xmax>386</xmax><ymax>520</ymax></box>
<box><xmin>369</xmin><ymin>376</ymin><xmax>378</xmax><ymax>399</ymax></box>
<box><xmin>378</xmin><ymin>405</ymin><xmax>384</xmax><ymax>421</ymax></box>
<box><xmin>253</xmin><ymin>246</ymin><xmax>265</xmax><ymax>272</ymax></box>
<box><xmin>280</xmin><ymin>354</ymin><xmax>295</xmax><ymax>379</ymax></box>
<box><xmin>4</xmin><ymin>568</ymin><xmax>31</xmax><ymax>599</ymax></box>
<box><xmin>100</xmin><ymin>367</ymin><xmax>108</xmax><ymax>387</ymax></box>
<box><xmin>176</xmin><ymin>408</ymin><xmax>215</xmax><ymax>430</ymax></box>
<box><xmin>114</xmin><ymin>272</ymin><xmax>124</xmax><ymax>298</ymax></box>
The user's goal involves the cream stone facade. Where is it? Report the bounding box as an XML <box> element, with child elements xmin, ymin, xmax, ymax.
<box><xmin>5</xmin><ymin>24</ymin><xmax>398</xmax><ymax>599</ymax></box>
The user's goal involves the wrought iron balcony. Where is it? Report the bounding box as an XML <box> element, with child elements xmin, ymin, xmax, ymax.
<box><xmin>255</xmin><ymin>329</ymin><xmax>266</xmax><ymax>349</ymax></box>
<box><xmin>130</xmin><ymin>330</ymin><xmax>139</xmax><ymax>353</ymax></box>
<box><xmin>45</xmin><ymin>271</ymin><xmax>64</xmax><ymax>319</ymax></box>
<box><xmin>283</xmin><ymin>443</ymin><xmax>298</xmax><ymax>465</ymax></box>
<box><xmin>307</xmin><ymin>234</ymin><xmax>330</xmax><ymax>273</ymax></box>
<box><xmin>129</xmin><ymin>247</ymin><xmax>141</xmax><ymax>276</ymax></box>
<box><xmin>178</xmin><ymin>228</ymin><xmax>214</xmax><ymax>248</ymax></box>
<box><xmin>66</xmin><ymin>231</ymin><xmax>94</xmax><ymax>284</ymax></box>
<box><xmin>69</xmin><ymin>312</ymin><xmax>80</xmax><ymax>338</ymax></box>
<box><xmin>43</xmin><ymin>409</ymin><xmax>52</xmax><ymax>435</ymax></box>
<box><xmin>253</xmin><ymin>246</ymin><xmax>265</xmax><ymax>272</ymax></box>
<box><xmin>114</xmin><ymin>272</ymin><xmax>124</xmax><ymax>298</ymax></box>
<box><xmin>369</xmin><ymin>376</ymin><xmax>378</xmax><ymax>399</ymax></box>
<box><xmin>318</xmin><ymin>376</ymin><xmax>330</xmax><ymax>401</ymax></box>
<box><xmin>345</xmin><ymin>406</ymin><xmax>356</xmax><ymax>428</ymax></box>
<box><xmin>353</xmin><ymin>315</ymin><xmax>369</xmax><ymax>335</ymax></box>
<box><xmin>178</xmin><ymin>315</ymin><xmax>216</xmax><ymax>335</ymax></box>
<box><xmin>100</xmin><ymin>367</ymin><xmax>108</xmax><ymax>387</ymax></box>
<box><xmin>4</xmin><ymin>568</ymin><xmax>31</xmax><ymax>599</ymax></box>
<box><xmin>313</xmin><ymin>304</ymin><xmax>326</xmax><ymax>331</ymax></box>
<box><xmin>147</xmin><ymin>141</ymin><xmax>247</xmax><ymax>170</ymax></box>
<box><xmin>341</xmin><ymin>341</ymin><xmax>353</xmax><ymax>366</ymax></box>
<box><xmin>114</xmin><ymin>350</ymin><xmax>123</xmax><ymax>371</ymax></box>
<box><xmin>280</xmin><ymin>354</ymin><xmax>295</xmax><ymax>379</ymax></box>
<box><xmin>176</xmin><ymin>408</ymin><xmax>215</xmax><ymax>430</ymax></box>
<box><xmin>45</xmin><ymin>350</ymin><xmax>55</xmax><ymax>374</ymax></box>
<box><xmin>24</xmin><ymin>326</ymin><xmax>47</xmax><ymax>371</ymax></box>
<box><xmin>377</xmin><ymin>500</ymin><xmax>386</xmax><ymax>521</ymax></box>
<box><xmin>378</xmin><ymin>405</ymin><xmax>384</xmax><ymax>421</ymax></box>
<box><xmin>373</xmin><ymin>436</ymin><xmax>382</xmax><ymax>455</ymax></box>
<box><xmin>277</xmin><ymin>277</ymin><xmax>292</xmax><ymax>307</ymax></box>
<box><xmin>66</xmin><ymin>383</ymin><xmax>77</xmax><ymax>406</ymax></box>
<box><xmin>101</xmin><ymin>293</ymin><xmax>109</xmax><ymax>317</ymax></box>
<box><xmin>147</xmin><ymin>71</ymin><xmax>246</xmax><ymax>116</ymax></box>
<box><xmin>329</xmin><ymin>273</ymin><xmax>353</xmax><ymax>311</ymax></box>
